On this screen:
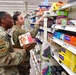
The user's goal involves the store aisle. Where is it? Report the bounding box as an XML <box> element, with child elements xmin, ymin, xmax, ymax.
<box><xmin>30</xmin><ymin>56</ymin><xmax>36</xmax><ymax>75</ymax></box>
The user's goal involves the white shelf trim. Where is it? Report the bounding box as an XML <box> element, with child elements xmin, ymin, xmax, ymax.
<box><xmin>43</xmin><ymin>11</ymin><xmax>57</xmax><ymax>17</ymax></box>
<box><xmin>40</xmin><ymin>26</ymin><xmax>52</xmax><ymax>33</ymax></box>
<box><xmin>59</xmin><ymin>1</ymin><xmax>76</xmax><ymax>10</ymax></box>
<box><xmin>44</xmin><ymin>14</ymin><xmax>57</xmax><ymax>17</ymax></box>
<box><xmin>51</xmin><ymin>37</ymin><xmax>76</xmax><ymax>54</ymax></box>
<box><xmin>52</xmin><ymin>25</ymin><xmax>76</xmax><ymax>32</ymax></box>
<box><xmin>36</xmin><ymin>35</ymin><xmax>44</xmax><ymax>43</ymax></box>
<box><xmin>30</xmin><ymin>50</ymin><xmax>41</xmax><ymax>73</ymax></box>
<box><xmin>52</xmin><ymin>51</ymin><xmax>76</xmax><ymax>75</ymax></box>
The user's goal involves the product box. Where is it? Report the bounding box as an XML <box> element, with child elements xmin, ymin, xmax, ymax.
<box><xmin>70</xmin><ymin>62</ymin><xmax>76</xmax><ymax>72</ymax></box>
<box><xmin>19</xmin><ymin>32</ymin><xmax>35</xmax><ymax>46</ymax></box>
<box><xmin>71</xmin><ymin>54</ymin><xmax>76</xmax><ymax>63</ymax></box>
<box><xmin>64</xmin><ymin>34</ymin><xmax>71</xmax><ymax>44</ymax></box>
<box><xmin>61</xmin><ymin>47</ymin><xmax>76</xmax><ymax>63</ymax></box>
<box><xmin>38</xmin><ymin>5</ymin><xmax>50</xmax><ymax>16</ymax></box>
<box><xmin>59</xmin><ymin>52</ymin><xmax>70</xmax><ymax>68</ymax></box>
<box><xmin>70</xmin><ymin>36</ymin><xmax>76</xmax><ymax>47</ymax></box>
<box><xmin>64</xmin><ymin>34</ymin><xmax>76</xmax><ymax>47</ymax></box>
<box><xmin>61</xmin><ymin>19</ymin><xmax>67</xmax><ymax>26</ymax></box>
<box><xmin>61</xmin><ymin>47</ymin><xmax>72</xmax><ymax>59</ymax></box>
<box><xmin>56</xmin><ymin>11</ymin><xmax>68</xmax><ymax>16</ymax></box>
<box><xmin>53</xmin><ymin>31</ymin><xmax>64</xmax><ymax>40</ymax></box>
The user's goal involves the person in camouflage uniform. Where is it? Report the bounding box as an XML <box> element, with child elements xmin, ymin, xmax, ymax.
<box><xmin>12</xmin><ymin>12</ymin><xmax>43</xmax><ymax>75</ymax></box>
<box><xmin>0</xmin><ymin>11</ymin><xmax>29</xmax><ymax>75</ymax></box>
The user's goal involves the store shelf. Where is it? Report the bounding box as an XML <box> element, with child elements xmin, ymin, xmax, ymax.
<box><xmin>40</xmin><ymin>27</ymin><xmax>52</xmax><ymax>33</ymax></box>
<box><xmin>43</xmin><ymin>14</ymin><xmax>57</xmax><ymax>17</ymax></box>
<box><xmin>52</xmin><ymin>24</ymin><xmax>76</xmax><ymax>32</ymax></box>
<box><xmin>51</xmin><ymin>37</ymin><xmax>76</xmax><ymax>54</ymax></box>
<box><xmin>31</xmin><ymin>22</ymin><xmax>36</xmax><ymax>25</ymax></box>
<box><xmin>36</xmin><ymin>35</ymin><xmax>44</xmax><ymax>43</ymax></box>
<box><xmin>43</xmin><ymin>11</ymin><xmax>57</xmax><ymax>17</ymax></box>
<box><xmin>51</xmin><ymin>51</ymin><xmax>76</xmax><ymax>75</ymax></box>
<box><xmin>31</xmin><ymin>54</ymin><xmax>40</xmax><ymax>75</ymax></box>
<box><xmin>50</xmin><ymin>43</ymin><xmax>76</xmax><ymax>75</ymax></box>
<box><xmin>31</xmin><ymin>15</ymin><xmax>37</xmax><ymax>19</ymax></box>
<box><xmin>59</xmin><ymin>1</ymin><xmax>76</xmax><ymax>10</ymax></box>
<box><xmin>30</xmin><ymin>50</ymin><xmax>41</xmax><ymax>73</ymax></box>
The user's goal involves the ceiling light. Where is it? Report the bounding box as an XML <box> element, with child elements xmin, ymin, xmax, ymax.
<box><xmin>0</xmin><ymin>8</ymin><xmax>25</xmax><ymax>10</ymax></box>
<box><xmin>40</xmin><ymin>2</ymin><xmax>56</xmax><ymax>4</ymax></box>
<box><xmin>0</xmin><ymin>5</ymin><xmax>24</xmax><ymax>6</ymax></box>
<box><xmin>0</xmin><ymin>1</ymin><xmax>24</xmax><ymax>3</ymax></box>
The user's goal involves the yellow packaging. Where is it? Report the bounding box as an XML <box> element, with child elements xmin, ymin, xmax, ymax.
<box><xmin>70</xmin><ymin>62</ymin><xmax>76</xmax><ymax>72</ymax></box>
<box><xmin>51</xmin><ymin>1</ymin><xmax>65</xmax><ymax>11</ymax></box>
<box><xmin>59</xmin><ymin>52</ymin><xmax>70</xmax><ymax>68</ymax></box>
<box><xmin>59</xmin><ymin>49</ymin><xmax>76</xmax><ymax>72</ymax></box>
<box><xmin>71</xmin><ymin>54</ymin><xmax>76</xmax><ymax>63</ymax></box>
<box><xmin>61</xmin><ymin>47</ymin><xmax>72</xmax><ymax>59</ymax></box>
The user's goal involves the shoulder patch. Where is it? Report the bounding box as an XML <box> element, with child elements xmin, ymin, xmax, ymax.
<box><xmin>0</xmin><ymin>39</ymin><xmax>8</xmax><ymax>54</ymax></box>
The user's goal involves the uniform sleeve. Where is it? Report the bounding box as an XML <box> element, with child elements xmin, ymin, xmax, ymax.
<box><xmin>12</xmin><ymin>25</ymin><xmax>39</xmax><ymax>46</ymax></box>
<box><xmin>30</xmin><ymin>24</ymin><xmax>39</xmax><ymax>38</ymax></box>
<box><xmin>0</xmin><ymin>34</ymin><xmax>25</xmax><ymax>66</ymax></box>
<box><xmin>12</xmin><ymin>29</ymin><xmax>27</xmax><ymax>46</ymax></box>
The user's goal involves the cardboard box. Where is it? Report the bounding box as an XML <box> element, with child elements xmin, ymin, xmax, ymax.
<box><xmin>59</xmin><ymin>52</ymin><xmax>70</xmax><ymax>68</ymax></box>
<box><xmin>18</xmin><ymin>32</ymin><xmax>36</xmax><ymax>51</ymax></box>
<box><xmin>19</xmin><ymin>32</ymin><xmax>35</xmax><ymax>46</ymax></box>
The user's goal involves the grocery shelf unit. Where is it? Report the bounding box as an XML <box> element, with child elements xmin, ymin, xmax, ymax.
<box><xmin>30</xmin><ymin>2</ymin><xmax>76</xmax><ymax>75</ymax></box>
<box><xmin>42</xmin><ymin>2</ymin><xmax>76</xmax><ymax>75</ymax></box>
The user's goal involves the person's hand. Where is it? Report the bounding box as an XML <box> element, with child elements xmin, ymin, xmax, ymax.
<box><xmin>23</xmin><ymin>42</ymin><xmax>36</xmax><ymax>52</ymax></box>
<box><xmin>35</xmin><ymin>16</ymin><xmax>44</xmax><ymax>24</ymax></box>
<box><xmin>23</xmin><ymin>44</ymin><xmax>30</xmax><ymax>51</ymax></box>
<box><xmin>28</xmin><ymin>42</ymin><xmax>36</xmax><ymax>51</ymax></box>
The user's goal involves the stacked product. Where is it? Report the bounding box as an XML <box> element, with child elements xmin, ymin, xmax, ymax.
<box><xmin>59</xmin><ymin>47</ymin><xmax>76</xmax><ymax>72</ymax></box>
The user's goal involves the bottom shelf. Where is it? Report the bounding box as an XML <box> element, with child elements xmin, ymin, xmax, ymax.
<box><xmin>52</xmin><ymin>51</ymin><xmax>76</xmax><ymax>75</ymax></box>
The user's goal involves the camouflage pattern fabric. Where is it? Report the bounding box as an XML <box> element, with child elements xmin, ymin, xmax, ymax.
<box><xmin>0</xmin><ymin>26</ymin><xmax>26</xmax><ymax>75</ymax></box>
<box><xmin>12</xmin><ymin>24</ymin><xmax>39</xmax><ymax>75</ymax></box>
<box><xmin>12</xmin><ymin>24</ymin><xmax>39</xmax><ymax>46</ymax></box>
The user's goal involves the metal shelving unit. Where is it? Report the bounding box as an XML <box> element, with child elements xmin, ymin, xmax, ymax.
<box><xmin>42</xmin><ymin>2</ymin><xmax>76</xmax><ymax>75</ymax></box>
<box><xmin>30</xmin><ymin>1</ymin><xmax>76</xmax><ymax>75</ymax></box>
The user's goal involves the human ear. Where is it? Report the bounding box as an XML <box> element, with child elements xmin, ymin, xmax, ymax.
<box><xmin>16</xmin><ymin>20</ymin><xmax>18</xmax><ymax>25</ymax></box>
<box><xmin>1</xmin><ymin>19</ymin><xmax>6</xmax><ymax>24</ymax></box>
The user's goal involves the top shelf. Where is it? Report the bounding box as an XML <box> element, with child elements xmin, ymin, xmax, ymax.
<box><xmin>59</xmin><ymin>1</ymin><xmax>76</xmax><ymax>10</ymax></box>
<box><xmin>43</xmin><ymin>11</ymin><xmax>57</xmax><ymax>17</ymax></box>
<box><xmin>52</xmin><ymin>24</ymin><xmax>76</xmax><ymax>32</ymax></box>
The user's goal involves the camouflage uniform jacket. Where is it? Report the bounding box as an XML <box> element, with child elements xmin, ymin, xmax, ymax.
<box><xmin>12</xmin><ymin>24</ymin><xmax>39</xmax><ymax>75</ymax></box>
<box><xmin>12</xmin><ymin>24</ymin><xmax>39</xmax><ymax>60</ymax></box>
<box><xmin>0</xmin><ymin>26</ymin><xmax>25</xmax><ymax>75</ymax></box>
<box><xmin>12</xmin><ymin>24</ymin><xmax>39</xmax><ymax>46</ymax></box>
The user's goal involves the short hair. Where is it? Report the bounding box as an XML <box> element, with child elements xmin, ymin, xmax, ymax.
<box><xmin>0</xmin><ymin>11</ymin><xmax>7</xmax><ymax>25</ymax></box>
<box><xmin>13</xmin><ymin>11</ymin><xmax>21</xmax><ymax>25</ymax></box>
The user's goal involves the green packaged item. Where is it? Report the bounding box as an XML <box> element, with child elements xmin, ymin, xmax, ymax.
<box><xmin>61</xmin><ymin>19</ymin><xmax>67</xmax><ymax>27</ymax></box>
<box><xmin>56</xmin><ymin>11</ymin><xmax>68</xmax><ymax>16</ymax></box>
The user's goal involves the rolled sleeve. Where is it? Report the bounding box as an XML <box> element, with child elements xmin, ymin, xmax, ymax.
<box><xmin>30</xmin><ymin>24</ymin><xmax>39</xmax><ymax>38</ymax></box>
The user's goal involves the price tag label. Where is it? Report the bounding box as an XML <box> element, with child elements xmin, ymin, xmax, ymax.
<box><xmin>63</xmin><ymin>43</ymin><xmax>69</xmax><ymax>48</ymax></box>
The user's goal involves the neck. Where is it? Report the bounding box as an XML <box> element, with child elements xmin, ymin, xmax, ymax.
<box><xmin>16</xmin><ymin>24</ymin><xmax>22</xmax><ymax>29</ymax></box>
<box><xmin>1</xmin><ymin>24</ymin><xmax>7</xmax><ymax>30</ymax></box>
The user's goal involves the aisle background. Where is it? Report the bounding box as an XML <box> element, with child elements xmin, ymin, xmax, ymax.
<box><xmin>0</xmin><ymin>0</ymin><xmax>66</xmax><ymax>16</ymax></box>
